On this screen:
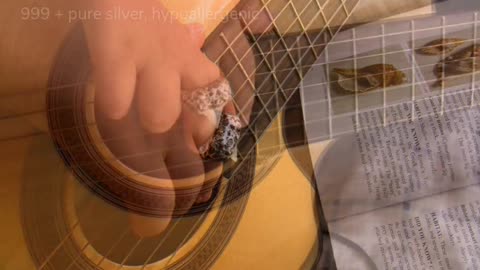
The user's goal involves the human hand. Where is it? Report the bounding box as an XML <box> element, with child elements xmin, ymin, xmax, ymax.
<box><xmin>82</xmin><ymin>0</ymin><xmax>271</xmax><ymax>236</ymax></box>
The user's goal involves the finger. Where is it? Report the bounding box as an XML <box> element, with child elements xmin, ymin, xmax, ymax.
<box><xmin>95</xmin><ymin>100</ymin><xmax>164</xmax><ymax>174</ymax></box>
<box><xmin>195</xmin><ymin>159</ymin><xmax>223</xmax><ymax>205</ymax></box>
<box><xmin>165</xmin><ymin>122</ymin><xmax>205</xmax><ymax>215</ymax></box>
<box><xmin>183</xmin><ymin>107</ymin><xmax>224</xmax><ymax>205</ymax></box>
<box><xmin>136</xmin><ymin>65</ymin><xmax>181</xmax><ymax>133</ymax></box>
<box><xmin>95</xmin><ymin>101</ymin><xmax>175</xmax><ymax>237</ymax></box>
<box><xmin>93</xmin><ymin>58</ymin><xmax>136</xmax><ymax>120</ymax></box>
<box><xmin>216</xmin><ymin>24</ymin><xmax>255</xmax><ymax>126</ymax></box>
<box><xmin>221</xmin><ymin>52</ymin><xmax>255</xmax><ymax>126</ymax></box>
<box><xmin>180</xmin><ymin>52</ymin><xmax>221</xmax><ymax>90</ymax></box>
<box><xmin>183</xmin><ymin>106</ymin><xmax>217</xmax><ymax>147</ymax></box>
<box><xmin>128</xmin><ymin>154</ymin><xmax>175</xmax><ymax>238</ymax></box>
<box><xmin>203</xmin><ymin>19</ymin><xmax>255</xmax><ymax>126</ymax></box>
<box><xmin>186</xmin><ymin>23</ymin><xmax>206</xmax><ymax>48</ymax></box>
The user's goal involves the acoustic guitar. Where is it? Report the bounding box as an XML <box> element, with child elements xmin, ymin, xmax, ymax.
<box><xmin>0</xmin><ymin>0</ymin><xmax>437</xmax><ymax>269</ymax></box>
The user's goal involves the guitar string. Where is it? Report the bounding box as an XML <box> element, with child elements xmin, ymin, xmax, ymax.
<box><xmin>441</xmin><ymin>16</ymin><xmax>447</xmax><ymax>114</ymax></box>
<box><xmin>39</xmin><ymin>19</ymin><xmax>478</xmax><ymax>138</ymax></box>
<box><xmin>39</xmin><ymin>16</ymin><xmax>474</xmax><ymax>270</ymax></box>
<box><xmin>473</xmin><ymin>13</ymin><xmax>479</xmax><ymax>106</ymax></box>
<box><xmin>0</xmin><ymin>12</ymin><xmax>478</xmax><ymax>105</ymax></box>
<box><xmin>0</xmin><ymin>0</ymin><xmax>352</xmax><ymax>156</ymax></box>
<box><xmin>142</xmin><ymin>17</ymin><xmax>330</xmax><ymax>269</ymax></box>
<box><xmin>31</xmin><ymin>3</ymin><xmax>478</xmax><ymax>268</ymax></box>
<box><xmin>12</xmin><ymin>2</ymin><xmax>372</xmax><ymax>181</ymax></box>
<box><xmin>62</xmin><ymin>204</ymin><xmax>125</xmax><ymax>270</ymax></box>
<box><xmin>146</xmin><ymin>11</ymin><xmax>480</xmax><ymax>270</ymax></box>
<box><xmin>0</xmin><ymin>53</ymin><xmax>477</xmax><ymax>127</ymax></box>
<box><xmin>35</xmin><ymin>11</ymin><xmax>336</xmax><ymax>185</ymax></box>
<box><xmin>61</xmin><ymin>194</ymin><xmax>201</xmax><ymax>270</ymax></box>
<box><xmin>208</xmin><ymin>8</ymin><xmax>475</xmax><ymax>191</ymax></box>
<box><xmin>0</xmin><ymin>0</ymin><xmax>291</xmax><ymax>106</ymax></box>
<box><xmin>117</xmin><ymin>238</ymin><xmax>144</xmax><ymax>270</ymax></box>
<box><xmin>211</xmin><ymin>0</ymin><xmax>372</xmax><ymax>177</ymax></box>
<box><xmin>469</xmin><ymin>13</ymin><xmax>478</xmax><ymax>106</ymax></box>
<box><xmin>2</xmin><ymin>0</ymin><xmax>338</xmax><ymax>119</ymax></box>
<box><xmin>3</xmin><ymin>13</ymin><xmax>478</xmax><ymax>121</ymax></box>
<box><xmin>76</xmin><ymin>0</ymin><xmax>342</xmax><ymax>195</ymax></box>
<box><xmin>141</xmin><ymin>6</ymin><xmax>327</xmax><ymax>264</ymax></box>
<box><xmin>229</xmin><ymin>10</ymin><xmax>477</xmax><ymax>103</ymax></box>
<box><xmin>229</xmin><ymin>0</ymin><xmax>342</xmax><ymax>114</ymax></box>
<box><xmin>152</xmin><ymin>15</ymin><xmax>318</xmax><ymax>256</ymax></box>
<box><xmin>231</xmin><ymin>0</ymin><xmax>340</xmax><ymax>88</ymax></box>
<box><xmin>207</xmin><ymin>0</ymin><xmax>331</xmax><ymax>75</ymax></box>
<box><xmin>26</xmin><ymin>17</ymin><xmax>480</xmax><ymax>175</ymax></box>
<box><xmin>0</xmin><ymin>1</ymin><xmax>338</xmax><ymax>153</ymax></box>
<box><xmin>34</xmin><ymin>80</ymin><xmax>480</xmax><ymax>269</ymax></box>
<box><xmin>13</xmin><ymin>0</ymin><xmax>470</xmax><ymax>147</ymax></box>
<box><xmin>23</xmin><ymin>83</ymin><xmax>480</xmax><ymax>193</ymax></box>
<box><xmin>0</xmin><ymin>20</ymin><xmax>468</xmax><ymax>106</ymax></box>
<box><xmin>234</xmin><ymin>0</ymin><xmax>452</xmax><ymax>125</ymax></box>
<box><xmin>136</xmin><ymin>3</ymin><xmax>360</xmax><ymax>269</ymax></box>
<box><xmin>33</xmin><ymin>0</ymin><xmax>292</xmax><ymax>266</ymax></box>
<box><xmin>142</xmin><ymin>1</ymin><xmax>348</xmax><ymax>152</ymax></box>
<box><xmin>72</xmin><ymin>12</ymin><xmax>480</xmax><ymax>270</ymax></box>
<box><xmin>15</xmin><ymin>8</ymin><xmax>480</xmax><ymax>186</ymax></box>
<box><xmin>50</xmin><ymin>84</ymin><xmax>480</xmax><ymax>270</ymax></box>
<box><xmin>0</xmin><ymin>30</ymin><xmax>474</xmax><ymax>107</ymax></box>
<box><xmin>221</xmin><ymin>0</ymin><xmax>317</xmax><ymax>85</ymax></box>
<box><xmin>381</xmin><ymin>24</ymin><xmax>387</xmax><ymax>126</ymax></box>
<box><xmin>1</xmin><ymin>47</ymin><xmax>478</xmax><ymax>167</ymax></box>
<box><xmin>34</xmin><ymin>1</ymin><xmax>352</xmax><ymax>268</ymax></box>
<box><xmin>31</xmin><ymin>3</ymin><xmax>338</xmax><ymax>270</ymax></box>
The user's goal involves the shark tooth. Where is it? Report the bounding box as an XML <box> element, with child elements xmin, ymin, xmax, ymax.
<box><xmin>418</xmin><ymin>38</ymin><xmax>465</xmax><ymax>55</ymax></box>
<box><xmin>434</xmin><ymin>44</ymin><xmax>480</xmax><ymax>85</ymax></box>
<box><xmin>334</xmin><ymin>64</ymin><xmax>406</xmax><ymax>93</ymax></box>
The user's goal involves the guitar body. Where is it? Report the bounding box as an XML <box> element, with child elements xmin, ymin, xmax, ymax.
<box><xmin>0</xmin><ymin>1</ymin><xmax>325</xmax><ymax>269</ymax></box>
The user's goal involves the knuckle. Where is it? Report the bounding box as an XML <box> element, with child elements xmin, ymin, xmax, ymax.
<box><xmin>141</xmin><ymin>108</ymin><xmax>180</xmax><ymax>133</ymax></box>
<box><xmin>95</xmin><ymin>96</ymin><xmax>129</xmax><ymax>120</ymax></box>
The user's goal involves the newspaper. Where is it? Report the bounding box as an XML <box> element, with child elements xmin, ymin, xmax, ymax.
<box><xmin>302</xmin><ymin>11</ymin><xmax>480</xmax><ymax>270</ymax></box>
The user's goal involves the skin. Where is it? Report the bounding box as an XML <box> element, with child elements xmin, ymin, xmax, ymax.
<box><xmin>80</xmin><ymin>0</ymin><xmax>272</xmax><ymax>237</ymax></box>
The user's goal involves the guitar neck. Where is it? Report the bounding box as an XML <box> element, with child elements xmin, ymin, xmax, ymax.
<box><xmin>204</xmin><ymin>0</ymin><xmax>360</xmax><ymax>176</ymax></box>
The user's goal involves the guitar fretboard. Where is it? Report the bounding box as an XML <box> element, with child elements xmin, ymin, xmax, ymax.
<box><xmin>210</xmin><ymin>0</ymin><xmax>360</xmax><ymax>178</ymax></box>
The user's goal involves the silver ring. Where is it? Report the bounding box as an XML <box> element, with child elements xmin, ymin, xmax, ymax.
<box><xmin>181</xmin><ymin>76</ymin><xmax>232</xmax><ymax>115</ymax></box>
<box><xmin>182</xmin><ymin>75</ymin><xmax>241</xmax><ymax>161</ymax></box>
<box><xmin>198</xmin><ymin>113</ymin><xmax>242</xmax><ymax>161</ymax></box>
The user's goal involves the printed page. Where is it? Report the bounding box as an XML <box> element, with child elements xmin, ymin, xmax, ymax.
<box><xmin>312</xmin><ymin>89</ymin><xmax>480</xmax><ymax>221</ymax></box>
<box><xmin>328</xmin><ymin>184</ymin><xmax>480</xmax><ymax>270</ymax></box>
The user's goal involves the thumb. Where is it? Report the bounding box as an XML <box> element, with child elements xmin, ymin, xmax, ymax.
<box><xmin>186</xmin><ymin>23</ymin><xmax>206</xmax><ymax>48</ymax></box>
